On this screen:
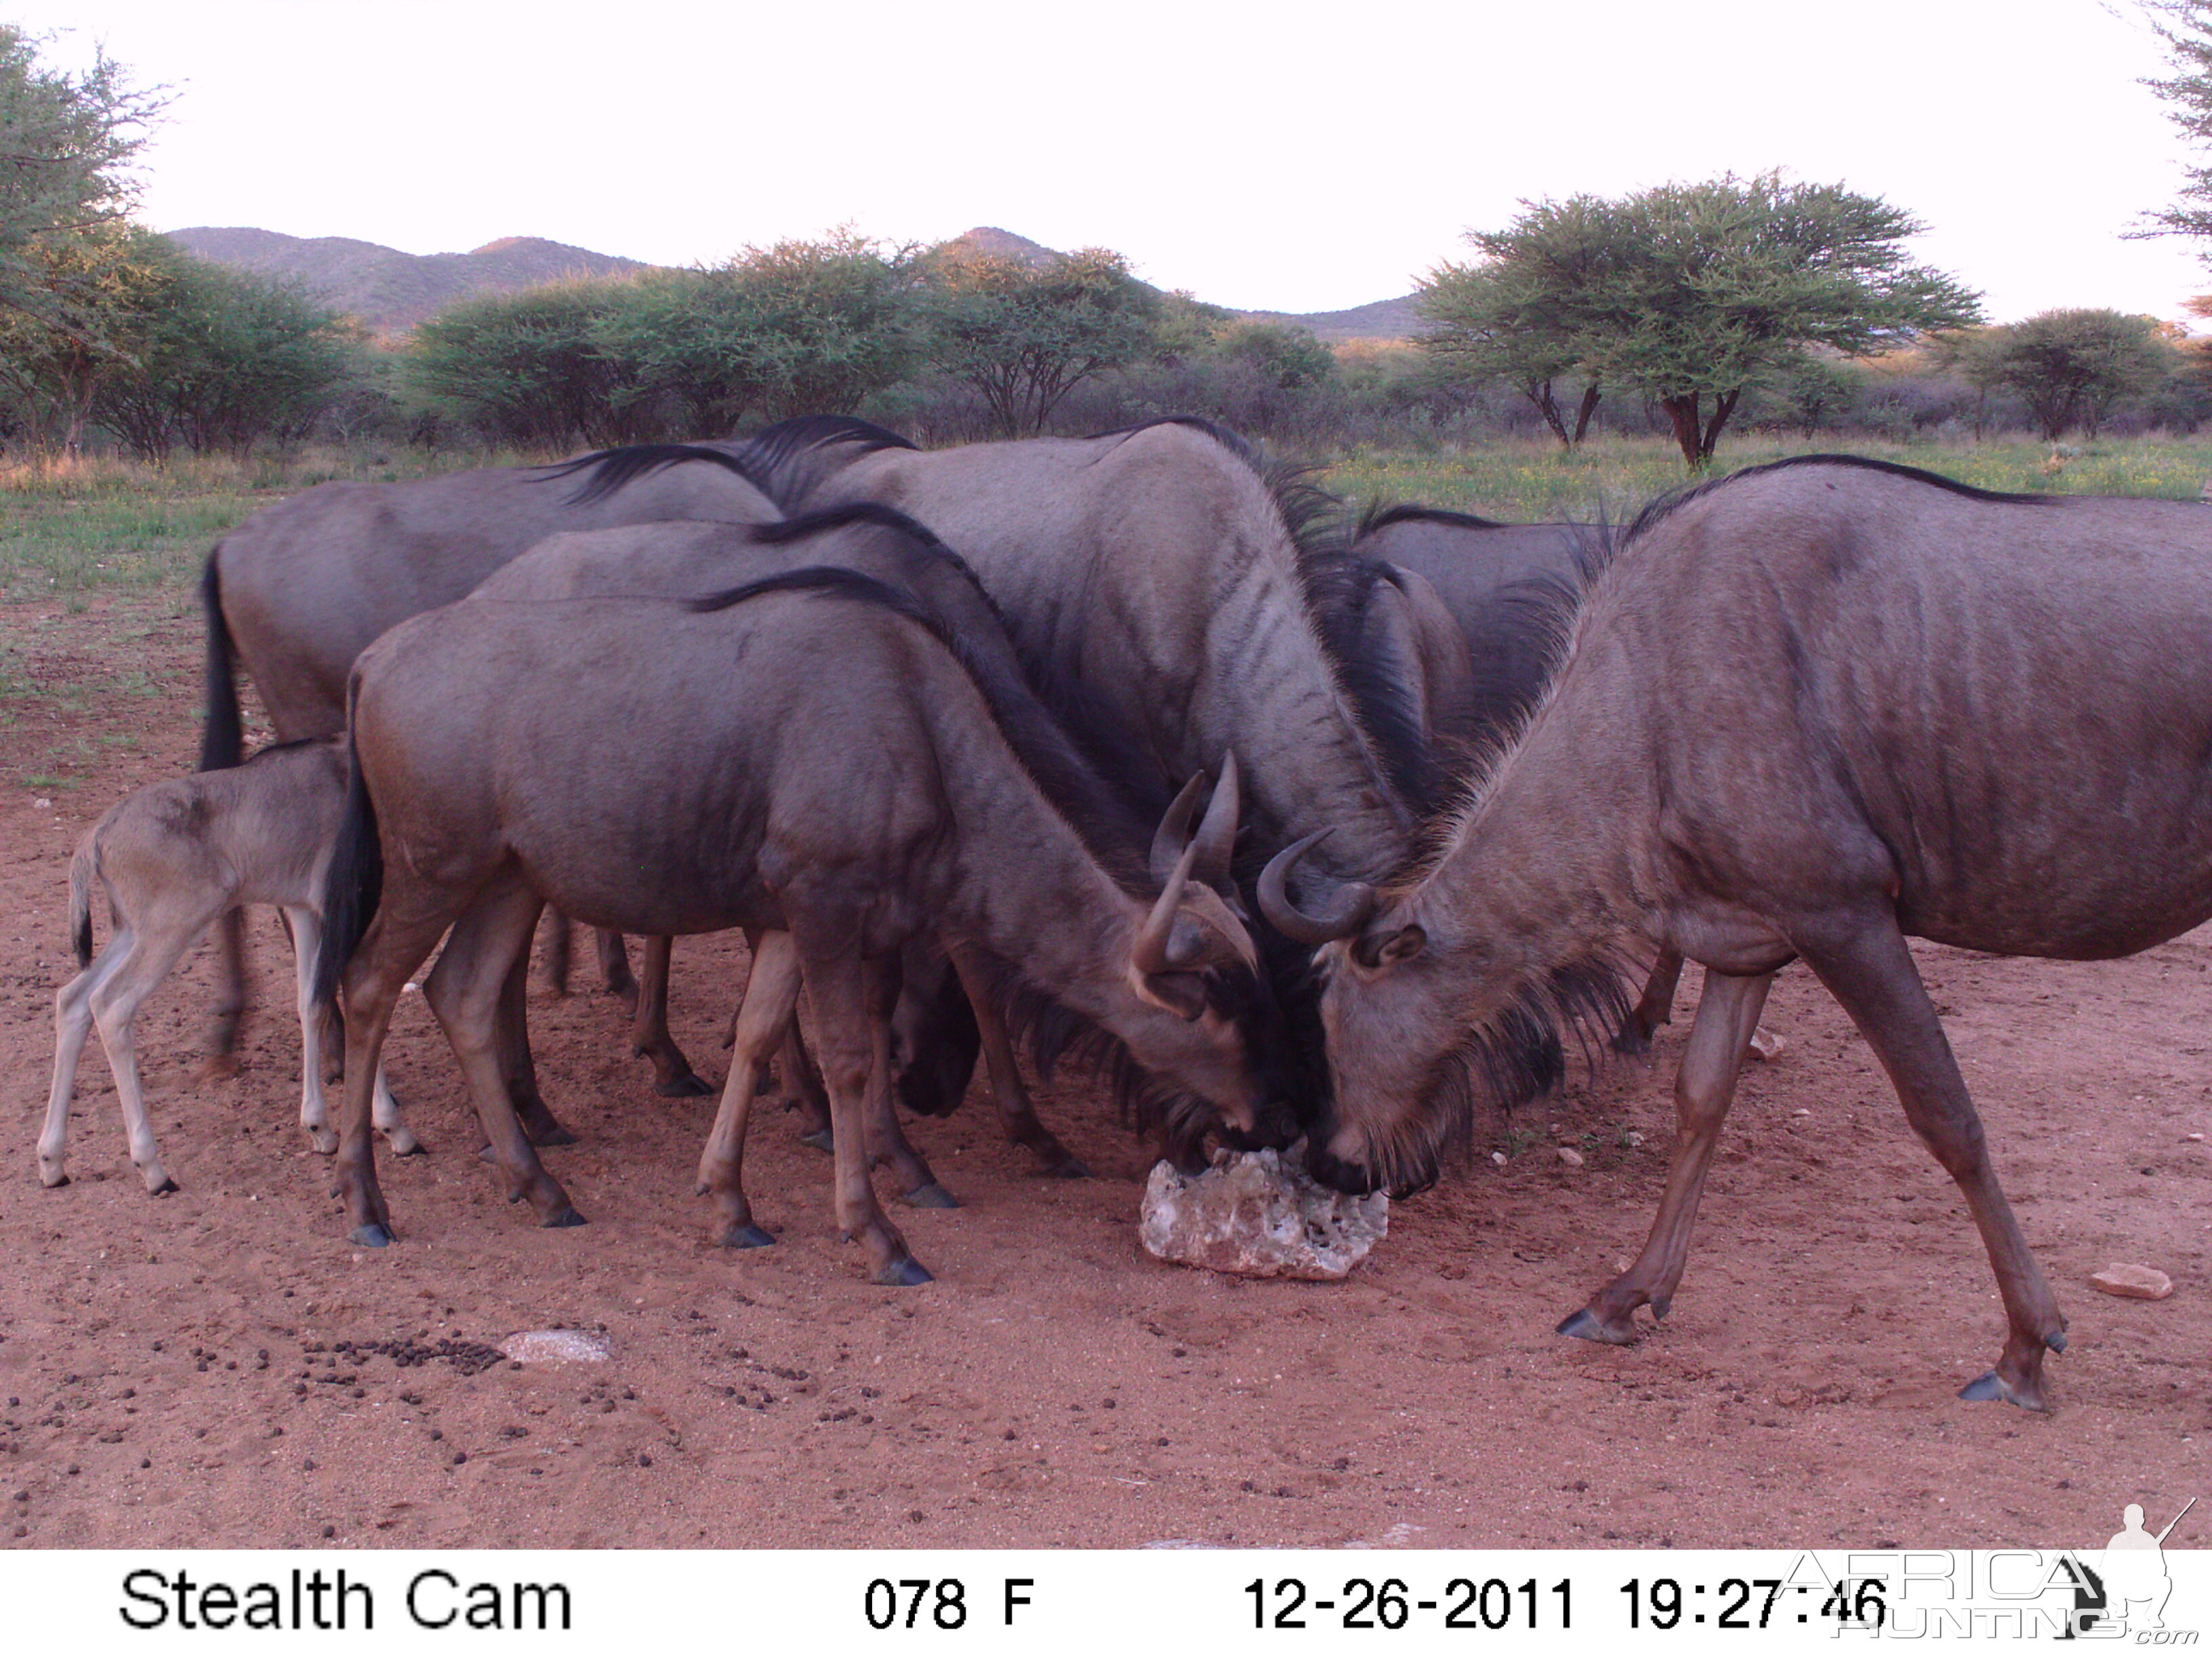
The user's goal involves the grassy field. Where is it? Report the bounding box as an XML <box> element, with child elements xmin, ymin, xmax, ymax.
<box><xmin>4</xmin><ymin>435</ymin><xmax>2212</xmax><ymax>609</ymax></box>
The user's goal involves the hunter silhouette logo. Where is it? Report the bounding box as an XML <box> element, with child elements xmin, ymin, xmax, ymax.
<box><xmin>2097</xmin><ymin>1498</ymin><xmax>2196</xmax><ymax>1635</ymax></box>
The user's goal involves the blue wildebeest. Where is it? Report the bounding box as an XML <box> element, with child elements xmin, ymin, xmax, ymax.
<box><xmin>314</xmin><ymin>545</ymin><xmax>1284</xmax><ymax>1284</ymax></box>
<box><xmin>198</xmin><ymin>446</ymin><xmax>782</xmax><ymax>1095</ymax></box>
<box><xmin>1264</xmin><ymin>454</ymin><xmax>2212</xmax><ymax>1410</ymax></box>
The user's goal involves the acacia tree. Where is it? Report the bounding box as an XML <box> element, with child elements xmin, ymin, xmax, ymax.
<box><xmin>1427</xmin><ymin>173</ymin><xmax>1980</xmax><ymax>468</ymax></box>
<box><xmin>2142</xmin><ymin>2</ymin><xmax>2212</xmax><ymax>253</ymax></box>
<box><xmin>0</xmin><ymin>26</ymin><xmax>166</xmax><ymax>337</ymax></box>
<box><xmin>921</xmin><ymin>247</ymin><xmax>1159</xmax><ymax>436</ymax></box>
<box><xmin>1940</xmin><ymin>310</ymin><xmax>2175</xmax><ymax>441</ymax></box>
<box><xmin>1419</xmin><ymin>194</ymin><xmax>1613</xmax><ymax>447</ymax></box>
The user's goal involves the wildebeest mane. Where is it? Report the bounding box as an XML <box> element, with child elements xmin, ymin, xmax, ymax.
<box><xmin>1355</xmin><ymin>500</ymin><xmax>1510</xmax><ymax>535</ymax></box>
<box><xmin>735</xmin><ymin>415</ymin><xmax>918</xmax><ymax>510</ymax></box>
<box><xmin>541</xmin><ymin>442</ymin><xmax>770</xmax><ymax>508</ymax></box>
<box><xmin>1624</xmin><ymin>451</ymin><xmax>2060</xmax><ymax>546</ymax></box>
<box><xmin>687</xmin><ymin>556</ymin><xmax>1153</xmax><ymax>888</ymax></box>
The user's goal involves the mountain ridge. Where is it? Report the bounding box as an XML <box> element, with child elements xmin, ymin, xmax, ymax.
<box><xmin>162</xmin><ymin>224</ymin><xmax>1420</xmax><ymax>342</ymax></box>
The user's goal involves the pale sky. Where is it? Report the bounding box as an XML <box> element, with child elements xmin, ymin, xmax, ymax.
<box><xmin>16</xmin><ymin>0</ymin><xmax>2212</xmax><ymax>324</ymax></box>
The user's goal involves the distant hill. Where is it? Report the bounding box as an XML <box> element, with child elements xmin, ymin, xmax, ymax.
<box><xmin>1234</xmin><ymin>293</ymin><xmax>1425</xmax><ymax>344</ymax></box>
<box><xmin>164</xmin><ymin>228</ymin><xmax>651</xmax><ymax>334</ymax></box>
<box><xmin>166</xmin><ymin>223</ymin><xmax>1424</xmax><ymax>342</ymax></box>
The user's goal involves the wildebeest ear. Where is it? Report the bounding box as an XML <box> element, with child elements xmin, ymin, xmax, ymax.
<box><xmin>1130</xmin><ymin>967</ymin><xmax>1209</xmax><ymax>1022</ymax></box>
<box><xmin>1353</xmin><ymin>923</ymin><xmax>1427</xmax><ymax>970</ymax></box>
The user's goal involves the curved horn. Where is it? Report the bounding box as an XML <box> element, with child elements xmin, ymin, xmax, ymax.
<box><xmin>1133</xmin><ymin>839</ymin><xmax>1202</xmax><ymax>976</ymax></box>
<box><xmin>1148</xmin><ymin>773</ymin><xmax>1208</xmax><ymax>888</ymax></box>
<box><xmin>1257</xmin><ymin>830</ymin><xmax>1378</xmax><ymax>945</ymax></box>
<box><xmin>1191</xmin><ymin>751</ymin><xmax>1241</xmax><ymax>894</ymax></box>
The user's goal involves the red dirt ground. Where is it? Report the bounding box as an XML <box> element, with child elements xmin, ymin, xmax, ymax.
<box><xmin>1</xmin><ymin>595</ymin><xmax>2204</xmax><ymax>1551</ymax></box>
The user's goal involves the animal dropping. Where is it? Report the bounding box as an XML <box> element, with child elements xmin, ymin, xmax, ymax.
<box><xmin>1140</xmin><ymin>1147</ymin><xmax>1387</xmax><ymax>1280</ymax></box>
<box><xmin>2089</xmin><ymin>1265</ymin><xmax>2174</xmax><ymax>1301</ymax></box>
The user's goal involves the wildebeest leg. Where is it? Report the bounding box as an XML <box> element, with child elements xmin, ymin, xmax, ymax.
<box><xmin>1614</xmin><ymin>947</ymin><xmax>1685</xmax><ymax>1054</ymax></box>
<box><xmin>41</xmin><ymin>918</ymin><xmax>170</xmax><ymax>1189</ymax></box>
<box><xmin>947</xmin><ymin>944</ymin><xmax>1089</xmax><ymax>1177</ymax></box>
<box><xmin>696</xmin><ymin>930</ymin><xmax>800</xmax><ymax>1248</ymax></box>
<box><xmin>423</xmin><ymin>890</ymin><xmax>585</xmax><ymax>1229</ymax></box>
<box><xmin>784</xmin><ymin>1027</ymin><xmax>834</xmax><ymax>1150</ymax></box>
<box><xmin>1795</xmin><ymin>919</ymin><xmax>2066</xmax><ymax>1410</ymax></box>
<box><xmin>539</xmin><ymin>908</ymin><xmax>573</xmax><ymax>998</ymax></box>
<box><xmin>797</xmin><ymin>948</ymin><xmax>928</xmax><ymax>1286</ymax></box>
<box><xmin>1561</xmin><ymin>968</ymin><xmax>1773</xmax><ymax>1346</ymax></box>
<box><xmin>859</xmin><ymin>955</ymin><xmax>956</xmax><ymax>1209</ymax></box>
<box><xmin>286</xmin><ymin>906</ymin><xmax>419</xmax><ymax>1158</ymax></box>
<box><xmin>494</xmin><ymin>951</ymin><xmax>576</xmax><ymax>1147</ymax></box>
<box><xmin>199</xmin><ymin>908</ymin><xmax>248</xmax><ymax>1080</ymax></box>
<box><xmin>596</xmin><ymin>929</ymin><xmax>638</xmax><ymax>1010</ymax></box>
<box><xmin>632</xmin><ymin>935</ymin><xmax>711</xmax><ymax>1097</ymax></box>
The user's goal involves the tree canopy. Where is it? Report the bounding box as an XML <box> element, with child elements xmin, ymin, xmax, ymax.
<box><xmin>1938</xmin><ymin>310</ymin><xmax>2177</xmax><ymax>441</ymax></box>
<box><xmin>1420</xmin><ymin>171</ymin><xmax>1982</xmax><ymax>467</ymax></box>
<box><xmin>2142</xmin><ymin>1</ymin><xmax>2212</xmax><ymax>255</ymax></box>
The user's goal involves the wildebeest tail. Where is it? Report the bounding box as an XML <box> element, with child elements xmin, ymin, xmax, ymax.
<box><xmin>68</xmin><ymin>835</ymin><xmax>96</xmax><ymax>968</ymax></box>
<box><xmin>312</xmin><ymin>724</ymin><xmax>383</xmax><ymax>1006</ymax></box>
<box><xmin>198</xmin><ymin>552</ymin><xmax>244</xmax><ymax>773</ymax></box>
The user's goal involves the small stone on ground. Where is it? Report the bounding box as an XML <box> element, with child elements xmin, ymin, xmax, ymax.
<box><xmin>2089</xmin><ymin>1265</ymin><xmax>2174</xmax><ymax>1301</ymax></box>
<box><xmin>499</xmin><ymin>1330</ymin><xmax>613</xmax><ymax>1364</ymax></box>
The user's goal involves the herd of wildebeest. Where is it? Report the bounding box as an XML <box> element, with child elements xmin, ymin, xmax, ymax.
<box><xmin>35</xmin><ymin>415</ymin><xmax>2212</xmax><ymax>1414</ymax></box>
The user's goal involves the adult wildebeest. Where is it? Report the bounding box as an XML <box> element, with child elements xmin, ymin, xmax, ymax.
<box><xmin>42</xmin><ymin>739</ymin><xmax>413</xmax><ymax>1195</ymax></box>
<box><xmin>316</xmin><ymin>553</ymin><xmax>1279</xmax><ymax>1284</ymax></box>
<box><xmin>1264</xmin><ymin>454</ymin><xmax>2212</xmax><ymax>1411</ymax></box>
<box><xmin>198</xmin><ymin>446</ymin><xmax>781</xmax><ymax>1092</ymax></box>
<box><xmin>1346</xmin><ymin>502</ymin><xmax>1711</xmax><ymax>1050</ymax></box>
<box><xmin>566</xmin><ymin>417</ymin><xmax>1446</xmax><ymax>1149</ymax></box>
<box><xmin>466</xmin><ymin>503</ymin><xmax>1153</xmax><ymax>1188</ymax></box>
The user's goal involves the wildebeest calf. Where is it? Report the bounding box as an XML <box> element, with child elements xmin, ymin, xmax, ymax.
<box><xmin>42</xmin><ymin>739</ymin><xmax>412</xmax><ymax>1195</ymax></box>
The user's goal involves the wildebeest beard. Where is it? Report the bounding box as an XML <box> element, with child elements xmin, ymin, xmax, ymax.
<box><xmin>1355</xmin><ymin>951</ymin><xmax>1636</xmax><ymax>1199</ymax></box>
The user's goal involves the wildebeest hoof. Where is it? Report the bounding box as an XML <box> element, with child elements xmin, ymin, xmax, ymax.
<box><xmin>350</xmin><ymin>1223</ymin><xmax>394</xmax><ymax>1248</ymax></box>
<box><xmin>307</xmin><ymin>1126</ymin><xmax>339</xmax><ymax>1155</ymax></box>
<box><xmin>197</xmin><ymin>1053</ymin><xmax>241</xmax><ymax>1084</ymax></box>
<box><xmin>544</xmin><ymin>1206</ymin><xmax>588</xmax><ymax>1229</ymax></box>
<box><xmin>384</xmin><ymin>1129</ymin><xmax>426</xmax><ymax>1157</ymax></box>
<box><xmin>798</xmin><ymin>1128</ymin><xmax>834</xmax><ymax>1153</ymax></box>
<box><xmin>41</xmin><ymin>1170</ymin><xmax>68</xmax><ymax>1189</ymax></box>
<box><xmin>903</xmin><ymin>1183</ymin><xmax>960</xmax><ymax>1210</ymax></box>
<box><xmin>1610</xmin><ymin>1026</ymin><xmax>1654</xmax><ymax>1057</ymax></box>
<box><xmin>2044</xmin><ymin>1328</ymin><xmax>2068</xmax><ymax>1354</ymax></box>
<box><xmin>1958</xmin><ymin>1370</ymin><xmax>2049</xmax><ymax>1411</ymax></box>
<box><xmin>1041</xmin><ymin>1154</ymin><xmax>1092</xmax><ymax>1180</ymax></box>
<box><xmin>656</xmin><ymin>1073</ymin><xmax>714</xmax><ymax>1099</ymax></box>
<box><xmin>527</xmin><ymin>1122</ymin><xmax>579</xmax><ymax>1148</ymax></box>
<box><xmin>1557</xmin><ymin>1306</ymin><xmax>1640</xmax><ymax>1346</ymax></box>
<box><xmin>717</xmin><ymin>1223</ymin><xmax>775</xmax><ymax>1249</ymax></box>
<box><xmin>148</xmin><ymin>1176</ymin><xmax>180</xmax><ymax>1197</ymax></box>
<box><xmin>874</xmin><ymin>1256</ymin><xmax>933</xmax><ymax>1287</ymax></box>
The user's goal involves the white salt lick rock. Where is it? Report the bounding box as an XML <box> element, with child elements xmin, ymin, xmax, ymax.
<box><xmin>1139</xmin><ymin>1147</ymin><xmax>1387</xmax><ymax>1280</ymax></box>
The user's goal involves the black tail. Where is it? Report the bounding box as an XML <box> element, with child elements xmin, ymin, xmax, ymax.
<box><xmin>313</xmin><ymin>726</ymin><xmax>383</xmax><ymax>1006</ymax></box>
<box><xmin>198</xmin><ymin>552</ymin><xmax>243</xmax><ymax>773</ymax></box>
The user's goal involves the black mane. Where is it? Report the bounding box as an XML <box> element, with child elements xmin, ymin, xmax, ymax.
<box><xmin>1624</xmin><ymin>451</ymin><xmax>2060</xmax><ymax>546</ymax></box>
<box><xmin>537</xmin><ymin>442</ymin><xmax>768</xmax><ymax>509</ymax></box>
<box><xmin>1356</xmin><ymin>500</ymin><xmax>1511</xmax><ymax>536</ymax></box>
<box><xmin>736</xmin><ymin>415</ymin><xmax>917</xmax><ymax>510</ymax></box>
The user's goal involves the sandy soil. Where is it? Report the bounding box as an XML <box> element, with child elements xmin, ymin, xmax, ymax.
<box><xmin>0</xmin><ymin>595</ymin><xmax>2204</xmax><ymax>1552</ymax></box>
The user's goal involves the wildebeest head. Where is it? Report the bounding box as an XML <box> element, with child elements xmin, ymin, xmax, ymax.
<box><xmin>1259</xmin><ymin>832</ymin><xmax>1624</xmax><ymax>1196</ymax></box>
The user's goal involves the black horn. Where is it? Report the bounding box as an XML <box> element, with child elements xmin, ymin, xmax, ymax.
<box><xmin>1257</xmin><ymin>830</ymin><xmax>1377</xmax><ymax>945</ymax></box>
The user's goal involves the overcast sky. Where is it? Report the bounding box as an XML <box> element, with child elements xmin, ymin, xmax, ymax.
<box><xmin>17</xmin><ymin>0</ymin><xmax>2212</xmax><ymax>323</ymax></box>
